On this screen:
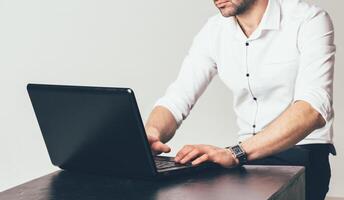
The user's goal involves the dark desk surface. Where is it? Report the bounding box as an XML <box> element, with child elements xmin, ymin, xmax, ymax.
<box><xmin>0</xmin><ymin>165</ymin><xmax>305</xmax><ymax>200</ymax></box>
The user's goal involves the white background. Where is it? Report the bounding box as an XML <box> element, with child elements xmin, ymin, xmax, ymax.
<box><xmin>0</xmin><ymin>0</ymin><xmax>343</xmax><ymax>198</ymax></box>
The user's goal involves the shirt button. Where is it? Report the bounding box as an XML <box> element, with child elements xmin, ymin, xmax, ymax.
<box><xmin>245</xmin><ymin>42</ymin><xmax>249</xmax><ymax>46</ymax></box>
<box><xmin>253</xmin><ymin>97</ymin><xmax>257</xmax><ymax>101</ymax></box>
<box><xmin>253</xmin><ymin>124</ymin><xmax>256</xmax><ymax>128</ymax></box>
<box><xmin>246</xmin><ymin>73</ymin><xmax>250</xmax><ymax>77</ymax></box>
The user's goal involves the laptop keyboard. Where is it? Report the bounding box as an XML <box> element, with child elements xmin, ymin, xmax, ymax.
<box><xmin>154</xmin><ymin>156</ymin><xmax>192</xmax><ymax>169</ymax></box>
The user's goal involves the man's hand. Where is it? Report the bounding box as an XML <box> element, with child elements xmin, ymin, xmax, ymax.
<box><xmin>174</xmin><ymin>144</ymin><xmax>238</xmax><ymax>168</ymax></box>
<box><xmin>146</xmin><ymin>127</ymin><xmax>171</xmax><ymax>155</ymax></box>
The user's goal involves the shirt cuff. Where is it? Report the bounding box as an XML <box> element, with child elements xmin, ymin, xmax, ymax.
<box><xmin>294</xmin><ymin>90</ymin><xmax>333</xmax><ymax>123</ymax></box>
<box><xmin>153</xmin><ymin>98</ymin><xmax>184</xmax><ymax>128</ymax></box>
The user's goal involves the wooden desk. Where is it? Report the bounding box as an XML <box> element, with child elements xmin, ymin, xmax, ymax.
<box><xmin>0</xmin><ymin>165</ymin><xmax>305</xmax><ymax>200</ymax></box>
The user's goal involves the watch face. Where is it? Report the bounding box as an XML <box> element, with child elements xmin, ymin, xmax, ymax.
<box><xmin>232</xmin><ymin>146</ymin><xmax>243</xmax><ymax>155</ymax></box>
<box><xmin>231</xmin><ymin>145</ymin><xmax>247</xmax><ymax>164</ymax></box>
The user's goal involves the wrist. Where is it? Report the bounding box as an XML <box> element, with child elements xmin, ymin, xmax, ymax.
<box><xmin>230</xmin><ymin>150</ymin><xmax>240</xmax><ymax>166</ymax></box>
<box><xmin>225</xmin><ymin>147</ymin><xmax>239</xmax><ymax>166</ymax></box>
<box><xmin>226</xmin><ymin>144</ymin><xmax>248</xmax><ymax>165</ymax></box>
<box><xmin>145</xmin><ymin>126</ymin><xmax>161</xmax><ymax>140</ymax></box>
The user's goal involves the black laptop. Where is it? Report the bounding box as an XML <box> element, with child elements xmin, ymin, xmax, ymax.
<box><xmin>27</xmin><ymin>83</ymin><xmax>218</xmax><ymax>178</ymax></box>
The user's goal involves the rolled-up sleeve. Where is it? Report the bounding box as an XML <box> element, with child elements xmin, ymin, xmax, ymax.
<box><xmin>154</xmin><ymin>19</ymin><xmax>218</xmax><ymax>127</ymax></box>
<box><xmin>294</xmin><ymin>10</ymin><xmax>336</xmax><ymax>123</ymax></box>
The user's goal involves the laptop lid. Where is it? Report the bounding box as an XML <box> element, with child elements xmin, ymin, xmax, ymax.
<box><xmin>27</xmin><ymin>83</ymin><xmax>158</xmax><ymax>177</ymax></box>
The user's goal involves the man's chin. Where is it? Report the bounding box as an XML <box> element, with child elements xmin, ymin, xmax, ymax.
<box><xmin>219</xmin><ymin>8</ymin><xmax>236</xmax><ymax>17</ymax></box>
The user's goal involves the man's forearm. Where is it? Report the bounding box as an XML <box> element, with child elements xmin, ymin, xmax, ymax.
<box><xmin>145</xmin><ymin>106</ymin><xmax>178</xmax><ymax>143</ymax></box>
<box><xmin>241</xmin><ymin>100</ymin><xmax>326</xmax><ymax>161</ymax></box>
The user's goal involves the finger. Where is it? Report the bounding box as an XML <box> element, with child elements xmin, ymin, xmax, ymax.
<box><xmin>192</xmin><ymin>154</ymin><xmax>209</xmax><ymax>166</ymax></box>
<box><xmin>180</xmin><ymin>149</ymin><xmax>201</xmax><ymax>164</ymax></box>
<box><xmin>175</xmin><ymin>145</ymin><xmax>193</xmax><ymax>162</ymax></box>
<box><xmin>151</xmin><ymin>141</ymin><xmax>171</xmax><ymax>153</ymax></box>
<box><xmin>159</xmin><ymin>142</ymin><xmax>171</xmax><ymax>153</ymax></box>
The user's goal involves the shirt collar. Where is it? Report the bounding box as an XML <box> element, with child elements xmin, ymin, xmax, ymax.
<box><xmin>232</xmin><ymin>0</ymin><xmax>281</xmax><ymax>41</ymax></box>
<box><xmin>259</xmin><ymin>0</ymin><xmax>281</xmax><ymax>31</ymax></box>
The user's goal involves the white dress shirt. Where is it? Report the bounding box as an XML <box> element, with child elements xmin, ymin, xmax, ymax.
<box><xmin>154</xmin><ymin>0</ymin><xmax>335</xmax><ymax>145</ymax></box>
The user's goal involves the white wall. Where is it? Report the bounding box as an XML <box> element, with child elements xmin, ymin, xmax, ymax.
<box><xmin>0</xmin><ymin>0</ymin><xmax>343</xmax><ymax>197</ymax></box>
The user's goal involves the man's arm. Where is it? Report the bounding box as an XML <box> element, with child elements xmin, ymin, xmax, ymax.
<box><xmin>145</xmin><ymin>106</ymin><xmax>177</xmax><ymax>154</ymax></box>
<box><xmin>145</xmin><ymin>18</ymin><xmax>218</xmax><ymax>154</ymax></box>
<box><xmin>145</xmin><ymin>106</ymin><xmax>178</xmax><ymax>143</ymax></box>
<box><xmin>241</xmin><ymin>100</ymin><xmax>325</xmax><ymax>161</ymax></box>
<box><xmin>175</xmin><ymin>100</ymin><xmax>326</xmax><ymax>166</ymax></box>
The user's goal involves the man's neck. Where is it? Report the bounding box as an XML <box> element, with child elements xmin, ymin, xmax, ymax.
<box><xmin>235</xmin><ymin>0</ymin><xmax>269</xmax><ymax>38</ymax></box>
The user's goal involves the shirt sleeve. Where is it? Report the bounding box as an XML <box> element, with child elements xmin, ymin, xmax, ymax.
<box><xmin>294</xmin><ymin>10</ymin><xmax>336</xmax><ymax>123</ymax></box>
<box><xmin>154</xmin><ymin>19</ymin><xmax>218</xmax><ymax>128</ymax></box>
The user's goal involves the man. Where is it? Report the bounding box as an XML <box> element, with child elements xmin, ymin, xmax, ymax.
<box><xmin>145</xmin><ymin>0</ymin><xmax>336</xmax><ymax>199</ymax></box>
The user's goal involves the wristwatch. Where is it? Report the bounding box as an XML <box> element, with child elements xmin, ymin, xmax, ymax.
<box><xmin>226</xmin><ymin>144</ymin><xmax>247</xmax><ymax>165</ymax></box>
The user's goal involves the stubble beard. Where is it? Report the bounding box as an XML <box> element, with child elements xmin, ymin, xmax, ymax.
<box><xmin>220</xmin><ymin>0</ymin><xmax>256</xmax><ymax>17</ymax></box>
